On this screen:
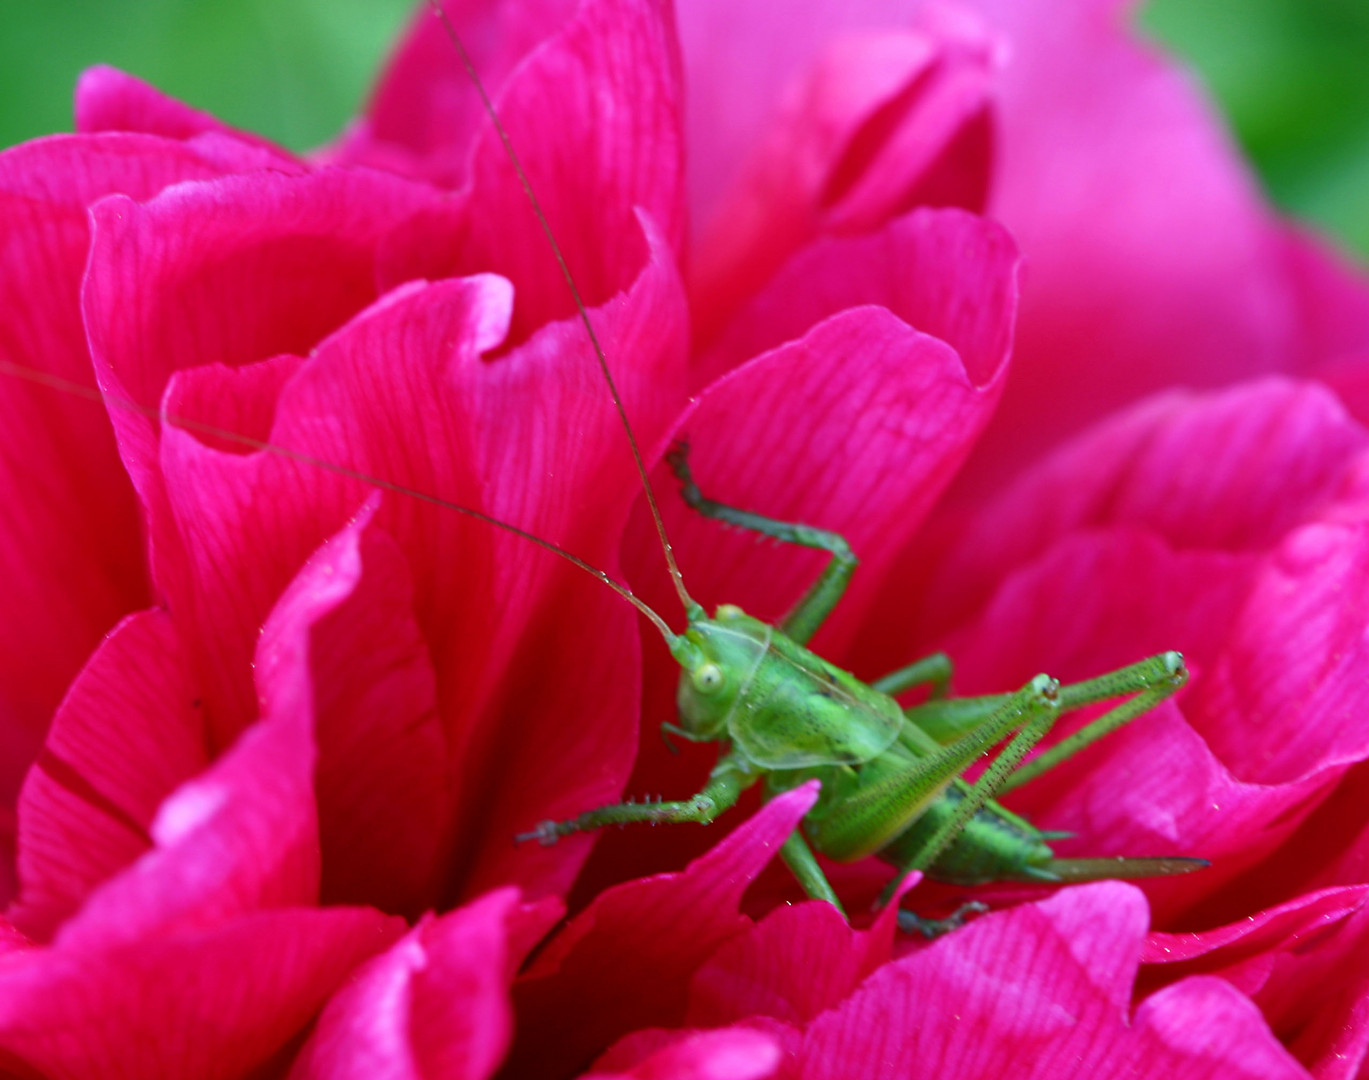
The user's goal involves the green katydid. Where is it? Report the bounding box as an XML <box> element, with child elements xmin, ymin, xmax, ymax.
<box><xmin>415</xmin><ymin>5</ymin><xmax>1210</xmax><ymax>932</ymax></box>
<box><xmin>514</xmin><ymin>442</ymin><xmax>1202</xmax><ymax>934</ymax></box>
<box><xmin>1</xmin><ymin>2</ymin><xmax>1207</xmax><ymax>939</ymax></box>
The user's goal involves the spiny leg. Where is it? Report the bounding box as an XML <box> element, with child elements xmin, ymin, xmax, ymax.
<box><xmin>1000</xmin><ymin>652</ymin><xmax>1186</xmax><ymax>794</ymax></box>
<box><xmin>900</xmin><ymin>674</ymin><xmax>1062</xmax><ymax>875</ymax></box>
<box><xmin>897</xmin><ymin>652</ymin><xmax>1185</xmax><ymax>765</ymax></box>
<box><xmin>666</xmin><ymin>442</ymin><xmax>855</xmax><ymax>646</ymax></box>
<box><xmin>806</xmin><ymin>676</ymin><xmax>1062</xmax><ymax>864</ymax></box>
<box><xmin>517</xmin><ymin>752</ymin><xmax>755</xmax><ymax>844</ymax></box>
<box><xmin>880</xmin><ymin>655</ymin><xmax>1191</xmax><ymax>925</ymax></box>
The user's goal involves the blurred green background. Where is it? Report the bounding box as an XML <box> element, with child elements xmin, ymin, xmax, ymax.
<box><xmin>0</xmin><ymin>0</ymin><xmax>1365</xmax><ymax>262</ymax></box>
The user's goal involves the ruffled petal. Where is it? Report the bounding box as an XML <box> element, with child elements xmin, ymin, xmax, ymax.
<box><xmin>796</xmin><ymin>884</ymin><xmax>1305</xmax><ymax>1079</ymax></box>
<box><xmin>509</xmin><ymin>784</ymin><xmax>817</xmax><ymax>1078</ymax></box>
<box><xmin>0</xmin><ymin>134</ymin><xmax>224</xmax><ymax>794</ymax></box>
<box><xmin>290</xmin><ymin>888</ymin><xmax>561</xmax><ymax>1080</ymax></box>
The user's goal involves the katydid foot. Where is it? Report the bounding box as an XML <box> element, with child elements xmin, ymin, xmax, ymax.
<box><xmin>897</xmin><ymin>900</ymin><xmax>990</xmax><ymax>939</ymax></box>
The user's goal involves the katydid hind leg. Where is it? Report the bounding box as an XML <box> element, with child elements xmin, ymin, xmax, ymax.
<box><xmin>899</xmin><ymin>651</ymin><xmax>1186</xmax><ymax>766</ymax></box>
<box><xmin>807</xmin><ymin>675</ymin><xmax>1062</xmax><ymax>865</ymax></box>
<box><xmin>1000</xmin><ymin>651</ymin><xmax>1187</xmax><ymax>794</ymax></box>
<box><xmin>900</xmin><ymin>675</ymin><xmax>1064</xmax><ymax>875</ymax></box>
<box><xmin>665</xmin><ymin>442</ymin><xmax>856</xmax><ymax>646</ymax></box>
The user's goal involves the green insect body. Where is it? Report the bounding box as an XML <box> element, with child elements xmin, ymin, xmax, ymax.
<box><xmin>521</xmin><ymin>448</ymin><xmax>1204</xmax><ymax>934</ymax></box>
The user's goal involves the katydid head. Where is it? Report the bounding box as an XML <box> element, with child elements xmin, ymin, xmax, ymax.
<box><xmin>669</xmin><ymin>604</ymin><xmax>771</xmax><ymax>742</ymax></box>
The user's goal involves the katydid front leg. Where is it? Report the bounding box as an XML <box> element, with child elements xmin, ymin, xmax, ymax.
<box><xmin>516</xmin><ymin>750</ymin><xmax>758</xmax><ymax>845</ymax></box>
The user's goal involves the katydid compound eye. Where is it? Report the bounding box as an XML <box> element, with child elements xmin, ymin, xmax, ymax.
<box><xmin>692</xmin><ymin>663</ymin><xmax>724</xmax><ymax>693</ymax></box>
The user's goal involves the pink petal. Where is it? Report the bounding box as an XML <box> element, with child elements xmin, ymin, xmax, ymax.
<box><xmin>10</xmin><ymin>610</ymin><xmax>207</xmax><ymax>940</ymax></box>
<box><xmin>1278</xmin><ymin>226</ymin><xmax>1369</xmax><ymax>371</ymax></box>
<box><xmin>677</xmin><ymin>0</ymin><xmax>1369</xmax><ymax>488</ymax></box>
<box><xmin>251</xmin><ymin>500</ymin><xmax>452</xmax><ymax>916</ymax></box>
<box><xmin>902</xmin><ymin>379</ymin><xmax>1369</xmax><ymax>647</ymax></box>
<box><xmin>302</xmin><ymin>525</ymin><xmax>450</xmax><ymax>915</ymax></box>
<box><xmin>651</xmin><ymin>210</ymin><xmax>1018</xmax><ymax>639</ymax></box>
<box><xmin>80</xmin><ymin>167</ymin><xmax>438</xmax><ymax>730</ymax></box>
<box><xmin>1145</xmin><ymin>888</ymin><xmax>1369</xmax><ymax>1079</ymax></box>
<box><xmin>585</xmin><ymin>1028</ymin><xmax>782</xmax><ymax>1080</ymax></box>
<box><xmin>52</xmin><ymin>508</ymin><xmax>382</xmax><ymax>951</ymax></box>
<box><xmin>1191</xmin><ymin>520</ymin><xmax>1369</xmax><ymax>783</ymax></box>
<box><xmin>953</xmin><ymin>0</ymin><xmax>1300</xmax><ymax>482</ymax></box>
<box><xmin>151</xmin><ymin>202</ymin><xmax>685</xmax><ymax>902</ymax></box>
<box><xmin>374</xmin><ymin>0</ymin><xmax>685</xmax><ymax>343</ymax></box>
<box><xmin>685</xmin><ymin>894</ymin><xmax>902</xmax><ymax>1028</ymax></box>
<box><xmin>691</xmin><ymin>15</ymin><xmax>998</xmax><ymax>345</ymax></box>
<box><xmin>509</xmin><ymin>784</ymin><xmax>818</xmax><ymax>1078</ymax></box>
<box><xmin>0</xmin><ymin>906</ymin><xmax>403</xmax><ymax>1080</ymax></box>
<box><xmin>74</xmin><ymin>65</ymin><xmax>299</xmax><ymax>171</ymax></box>
<box><xmin>797</xmin><ymin>883</ymin><xmax>1305</xmax><ymax>1079</ymax></box>
<box><xmin>344</xmin><ymin>0</ymin><xmax>577</xmax><ymax>185</ymax></box>
<box><xmin>0</xmin><ymin>135</ymin><xmax>224</xmax><ymax>789</ymax></box>
<box><xmin>290</xmin><ymin>888</ymin><xmax>561</xmax><ymax>1080</ymax></box>
<box><xmin>699</xmin><ymin>207</ymin><xmax>1018</xmax><ymax>393</ymax></box>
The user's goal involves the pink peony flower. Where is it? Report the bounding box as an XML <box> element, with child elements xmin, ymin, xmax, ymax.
<box><xmin>0</xmin><ymin>1</ymin><xmax>1367</xmax><ymax>1077</ymax></box>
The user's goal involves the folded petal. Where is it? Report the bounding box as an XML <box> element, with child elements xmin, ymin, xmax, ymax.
<box><xmin>0</xmin><ymin>907</ymin><xmax>402</xmax><ymax>1080</ymax></box>
<box><xmin>653</xmin><ymin>209</ymin><xmax>1018</xmax><ymax>642</ymax></box>
<box><xmin>678</xmin><ymin>0</ymin><xmax>1369</xmax><ymax>489</ymax></box>
<box><xmin>342</xmin><ymin>0</ymin><xmax>578</xmax><ymax>186</ymax></box>
<box><xmin>1145</xmin><ymin>889</ymin><xmax>1369</xmax><ymax>1079</ymax></box>
<box><xmin>290</xmin><ymin>888</ymin><xmax>562</xmax><ymax>1080</ymax></box>
<box><xmin>10</xmin><ymin>610</ymin><xmax>206</xmax><ymax>940</ymax></box>
<box><xmin>74</xmin><ymin>65</ymin><xmax>300</xmax><ymax>172</ymax></box>
<box><xmin>154</xmin><ymin>230</ymin><xmax>685</xmax><ymax>900</ymax></box>
<box><xmin>374</xmin><ymin>0</ymin><xmax>685</xmax><ymax>343</ymax></box>
<box><xmin>585</xmin><ymin>1028</ymin><xmax>782</xmax><ymax>1080</ymax></box>
<box><xmin>796</xmin><ymin>883</ymin><xmax>1305</xmax><ymax>1079</ymax></box>
<box><xmin>903</xmin><ymin>379</ymin><xmax>1369</xmax><ymax>645</ymax></box>
<box><xmin>509</xmin><ymin>784</ymin><xmax>818</xmax><ymax>1078</ymax></box>
<box><xmin>691</xmin><ymin>15</ymin><xmax>999</xmax><ymax>345</ymax></box>
<box><xmin>0</xmin><ymin>134</ymin><xmax>224</xmax><ymax>789</ymax></box>
<box><xmin>685</xmin><ymin>894</ymin><xmax>902</xmax><ymax>1028</ymax></box>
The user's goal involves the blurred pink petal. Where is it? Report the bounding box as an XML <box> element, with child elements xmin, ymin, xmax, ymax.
<box><xmin>74</xmin><ymin>65</ymin><xmax>300</xmax><ymax>171</ymax></box>
<box><xmin>0</xmin><ymin>907</ymin><xmax>401</xmax><ymax>1080</ymax></box>
<box><xmin>691</xmin><ymin>15</ymin><xmax>998</xmax><ymax>344</ymax></box>
<box><xmin>586</xmin><ymin>1028</ymin><xmax>782</xmax><ymax>1080</ymax></box>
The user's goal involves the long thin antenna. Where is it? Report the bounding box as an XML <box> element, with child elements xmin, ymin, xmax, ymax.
<box><xmin>0</xmin><ymin>357</ymin><xmax>678</xmax><ymax>644</ymax></box>
<box><xmin>424</xmin><ymin>0</ymin><xmax>698</xmax><ymax>618</ymax></box>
